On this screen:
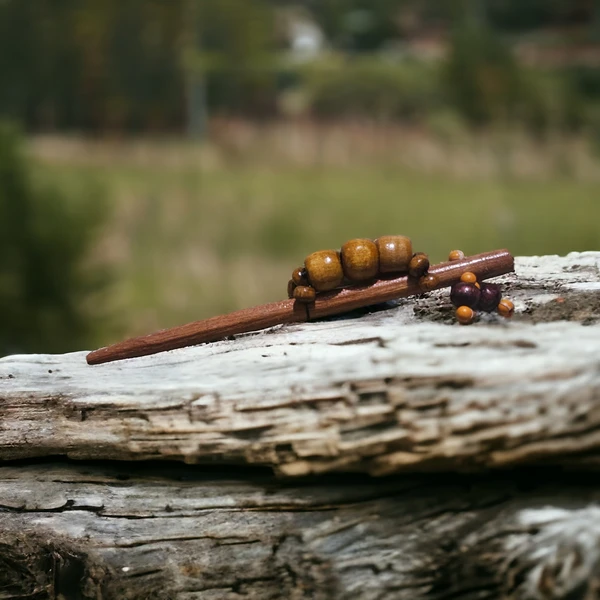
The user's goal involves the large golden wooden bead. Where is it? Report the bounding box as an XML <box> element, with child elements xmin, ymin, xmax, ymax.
<box><xmin>304</xmin><ymin>250</ymin><xmax>344</xmax><ymax>292</ymax></box>
<box><xmin>375</xmin><ymin>235</ymin><xmax>412</xmax><ymax>273</ymax></box>
<box><xmin>340</xmin><ymin>238</ymin><xmax>379</xmax><ymax>282</ymax></box>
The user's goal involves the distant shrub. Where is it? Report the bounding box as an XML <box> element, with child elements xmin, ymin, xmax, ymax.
<box><xmin>0</xmin><ymin>124</ymin><xmax>110</xmax><ymax>355</ymax></box>
<box><xmin>442</xmin><ymin>22</ymin><xmax>596</xmax><ymax>137</ymax></box>
<box><xmin>302</xmin><ymin>56</ymin><xmax>443</xmax><ymax>121</ymax></box>
<box><xmin>443</xmin><ymin>22</ymin><xmax>525</xmax><ymax>126</ymax></box>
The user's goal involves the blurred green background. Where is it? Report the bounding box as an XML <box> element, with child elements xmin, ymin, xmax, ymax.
<box><xmin>1</xmin><ymin>0</ymin><xmax>599</xmax><ymax>354</ymax></box>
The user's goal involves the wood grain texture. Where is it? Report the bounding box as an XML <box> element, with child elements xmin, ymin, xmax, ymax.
<box><xmin>1</xmin><ymin>252</ymin><xmax>598</xmax><ymax>475</ymax></box>
<box><xmin>1</xmin><ymin>462</ymin><xmax>599</xmax><ymax>599</ymax></box>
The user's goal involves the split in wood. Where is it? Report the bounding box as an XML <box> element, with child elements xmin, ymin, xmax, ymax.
<box><xmin>86</xmin><ymin>248</ymin><xmax>514</xmax><ymax>365</ymax></box>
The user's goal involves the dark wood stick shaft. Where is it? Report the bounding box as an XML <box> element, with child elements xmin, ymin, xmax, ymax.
<box><xmin>87</xmin><ymin>249</ymin><xmax>514</xmax><ymax>365</ymax></box>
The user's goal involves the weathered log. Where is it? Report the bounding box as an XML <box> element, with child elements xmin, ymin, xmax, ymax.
<box><xmin>1</xmin><ymin>462</ymin><xmax>599</xmax><ymax>599</ymax></box>
<box><xmin>1</xmin><ymin>252</ymin><xmax>598</xmax><ymax>475</ymax></box>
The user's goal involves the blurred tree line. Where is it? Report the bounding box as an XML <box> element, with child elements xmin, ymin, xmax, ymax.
<box><xmin>0</xmin><ymin>124</ymin><xmax>108</xmax><ymax>355</ymax></box>
<box><xmin>1</xmin><ymin>0</ymin><xmax>599</xmax><ymax>135</ymax></box>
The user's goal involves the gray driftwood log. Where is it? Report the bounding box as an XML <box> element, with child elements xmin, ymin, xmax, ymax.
<box><xmin>0</xmin><ymin>252</ymin><xmax>599</xmax><ymax>599</ymax></box>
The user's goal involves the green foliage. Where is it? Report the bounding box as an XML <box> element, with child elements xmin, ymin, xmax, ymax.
<box><xmin>194</xmin><ymin>0</ymin><xmax>278</xmax><ymax>115</ymax></box>
<box><xmin>0</xmin><ymin>0</ymin><xmax>184</xmax><ymax>131</ymax></box>
<box><xmin>444</xmin><ymin>21</ymin><xmax>525</xmax><ymax>125</ymax></box>
<box><xmin>0</xmin><ymin>124</ymin><xmax>109</xmax><ymax>355</ymax></box>
<box><xmin>441</xmin><ymin>21</ymin><xmax>596</xmax><ymax>134</ymax></box>
<box><xmin>0</xmin><ymin>0</ymin><xmax>598</xmax><ymax>134</ymax></box>
<box><xmin>303</xmin><ymin>57</ymin><xmax>442</xmax><ymax>120</ymax></box>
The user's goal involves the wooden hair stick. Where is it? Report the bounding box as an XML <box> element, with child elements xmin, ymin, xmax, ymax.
<box><xmin>86</xmin><ymin>248</ymin><xmax>514</xmax><ymax>365</ymax></box>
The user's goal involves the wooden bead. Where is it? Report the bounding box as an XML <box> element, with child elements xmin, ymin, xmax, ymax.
<box><xmin>497</xmin><ymin>298</ymin><xmax>514</xmax><ymax>318</ymax></box>
<box><xmin>479</xmin><ymin>282</ymin><xmax>501</xmax><ymax>311</ymax></box>
<box><xmin>293</xmin><ymin>285</ymin><xmax>316</xmax><ymax>303</ymax></box>
<box><xmin>408</xmin><ymin>252</ymin><xmax>430</xmax><ymax>278</ymax></box>
<box><xmin>419</xmin><ymin>273</ymin><xmax>439</xmax><ymax>291</ymax></box>
<box><xmin>449</xmin><ymin>249</ymin><xmax>465</xmax><ymax>261</ymax></box>
<box><xmin>456</xmin><ymin>305</ymin><xmax>475</xmax><ymax>325</ymax></box>
<box><xmin>450</xmin><ymin>282</ymin><xmax>480</xmax><ymax>308</ymax></box>
<box><xmin>292</xmin><ymin>267</ymin><xmax>308</xmax><ymax>287</ymax></box>
<box><xmin>304</xmin><ymin>250</ymin><xmax>344</xmax><ymax>292</ymax></box>
<box><xmin>340</xmin><ymin>238</ymin><xmax>379</xmax><ymax>282</ymax></box>
<box><xmin>287</xmin><ymin>279</ymin><xmax>296</xmax><ymax>299</ymax></box>
<box><xmin>375</xmin><ymin>235</ymin><xmax>412</xmax><ymax>274</ymax></box>
<box><xmin>460</xmin><ymin>271</ymin><xmax>477</xmax><ymax>284</ymax></box>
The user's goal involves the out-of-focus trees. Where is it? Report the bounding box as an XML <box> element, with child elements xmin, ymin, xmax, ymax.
<box><xmin>0</xmin><ymin>0</ymin><xmax>599</xmax><ymax>134</ymax></box>
<box><xmin>444</xmin><ymin>20</ymin><xmax>524</xmax><ymax>126</ymax></box>
<box><xmin>0</xmin><ymin>123</ymin><xmax>109</xmax><ymax>355</ymax></box>
<box><xmin>192</xmin><ymin>0</ymin><xmax>278</xmax><ymax>115</ymax></box>
<box><xmin>0</xmin><ymin>0</ymin><xmax>185</xmax><ymax>132</ymax></box>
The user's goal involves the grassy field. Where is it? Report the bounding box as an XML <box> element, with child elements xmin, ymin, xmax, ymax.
<box><xmin>30</xmin><ymin>125</ymin><xmax>600</xmax><ymax>346</ymax></box>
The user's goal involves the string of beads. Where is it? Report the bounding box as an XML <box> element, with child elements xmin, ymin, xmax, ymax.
<box><xmin>448</xmin><ymin>249</ymin><xmax>514</xmax><ymax>324</ymax></box>
<box><xmin>287</xmin><ymin>239</ymin><xmax>514</xmax><ymax>324</ymax></box>
<box><xmin>288</xmin><ymin>235</ymin><xmax>436</xmax><ymax>303</ymax></box>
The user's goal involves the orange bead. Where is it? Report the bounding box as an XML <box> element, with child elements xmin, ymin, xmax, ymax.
<box><xmin>456</xmin><ymin>305</ymin><xmax>475</xmax><ymax>325</ymax></box>
<box><xmin>460</xmin><ymin>271</ymin><xmax>477</xmax><ymax>284</ymax></box>
<box><xmin>408</xmin><ymin>252</ymin><xmax>430</xmax><ymax>278</ymax></box>
<box><xmin>340</xmin><ymin>238</ymin><xmax>379</xmax><ymax>282</ymax></box>
<box><xmin>304</xmin><ymin>250</ymin><xmax>344</xmax><ymax>292</ymax></box>
<box><xmin>375</xmin><ymin>235</ymin><xmax>412</xmax><ymax>273</ymax></box>
<box><xmin>419</xmin><ymin>273</ymin><xmax>439</xmax><ymax>291</ymax></box>
<box><xmin>448</xmin><ymin>249</ymin><xmax>465</xmax><ymax>261</ymax></box>
<box><xmin>293</xmin><ymin>285</ymin><xmax>316</xmax><ymax>303</ymax></box>
<box><xmin>497</xmin><ymin>298</ymin><xmax>514</xmax><ymax>318</ymax></box>
<box><xmin>292</xmin><ymin>267</ymin><xmax>309</xmax><ymax>286</ymax></box>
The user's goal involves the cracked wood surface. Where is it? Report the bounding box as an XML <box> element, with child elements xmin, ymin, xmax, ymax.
<box><xmin>1</xmin><ymin>252</ymin><xmax>599</xmax><ymax>476</ymax></box>
<box><xmin>1</xmin><ymin>462</ymin><xmax>600</xmax><ymax>599</ymax></box>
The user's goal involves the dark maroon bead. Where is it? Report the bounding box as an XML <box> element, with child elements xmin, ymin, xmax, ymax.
<box><xmin>478</xmin><ymin>282</ymin><xmax>502</xmax><ymax>312</ymax></box>
<box><xmin>450</xmin><ymin>282</ymin><xmax>480</xmax><ymax>309</ymax></box>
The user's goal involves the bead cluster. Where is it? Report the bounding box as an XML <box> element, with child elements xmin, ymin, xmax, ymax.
<box><xmin>288</xmin><ymin>236</ymin><xmax>436</xmax><ymax>303</ymax></box>
<box><xmin>288</xmin><ymin>240</ymin><xmax>514</xmax><ymax>324</ymax></box>
<box><xmin>448</xmin><ymin>249</ymin><xmax>514</xmax><ymax>325</ymax></box>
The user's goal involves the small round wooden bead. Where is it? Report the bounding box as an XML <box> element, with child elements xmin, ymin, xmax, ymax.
<box><xmin>408</xmin><ymin>252</ymin><xmax>430</xmax><ymax>278</ymax></box>
<box><xmin>497</xmin><ymin>298</ymin><xmax>514</xmax><ymax>318</ymax></box>
<box><xmin>375</xmin><ymin>235</ymin><xmax>412</xmax><ymax>273</ymax></box>
<box><xmin>304</xmin><ymin>250</ymin><xmax>344</xmax><ymax>292</ymax></box>
<box><xmin>449</xmin><ymin>249</ymin><xmax>465</xmax><ymax>261</ymax></box>
<box><xmin>287</xmin><ymin>279</ymin><xmax>296</xmax><ymax>299</ymax></box>
<box><xmin>460</xmin><ymin>271</ymin><xmax>477</xmax><ymax>284</ymax></box>
<box><xmin>340</xmin><ymin>238</ymin><xmax>379</xmax><ymax>282</ymax></box>
<box><xmin>292</xmin><ymin>267</ymin><xmax>309</xmax><ymax>287</ymax></box>
<box><xmin>293</xmin><ymin>285</ymin><xmax>316</xmax><ymax>303</ymax></box>
<box><xmin>419</xmin><ymin>273</ymin><xmax>439</xmax><ymax>291</ymax></box>
<box><xmin>456</xmin><ymin>305</ymin><xmax>475</xmax><ymax>325</ymax></box>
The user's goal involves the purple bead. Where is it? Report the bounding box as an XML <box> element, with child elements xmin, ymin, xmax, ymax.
<box><xmin>450</xmin><ymin>282</ymin><xmax>480</xmax><ymax>309</ymax></box>
<box><xmin>478</xmin><ymin>282</ymin><xmax>502</xmax><ymax>312</ymax></box>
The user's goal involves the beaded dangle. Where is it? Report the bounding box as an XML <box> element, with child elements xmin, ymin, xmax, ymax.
<box><xmin>448</xmin><ymin>250</ymin><xmax>514</xmax><ymax>325</ymax></box>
